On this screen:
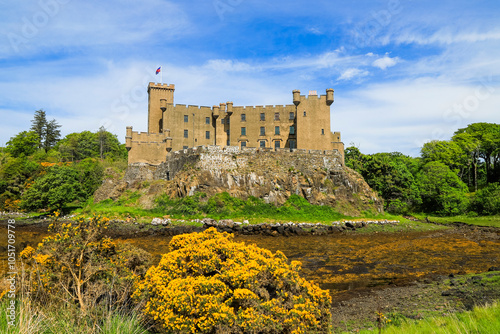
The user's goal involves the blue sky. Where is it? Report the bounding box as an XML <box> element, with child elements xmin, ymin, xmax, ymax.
<box><xmin>1</xmin><ymin>0</ymin><xmax>499</xmax><ymax>156</ymax></box>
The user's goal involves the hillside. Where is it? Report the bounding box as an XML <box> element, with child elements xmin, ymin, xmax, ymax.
<box><xmin>94</xmin><ymin>146</ymin><xmax>383</xmax><ymax>216</ymax></box>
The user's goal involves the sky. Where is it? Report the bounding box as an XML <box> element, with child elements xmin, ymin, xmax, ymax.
<box><xmin>1</xmin><ymin>0</ymin><xmax>499</xmax><ymax>156</ymax></box>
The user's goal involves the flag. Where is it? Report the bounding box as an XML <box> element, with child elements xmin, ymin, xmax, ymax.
<box><xmin>156</xmin><ymin>67</ymin><xmax>161</xmax><ymax>75</ymax></box>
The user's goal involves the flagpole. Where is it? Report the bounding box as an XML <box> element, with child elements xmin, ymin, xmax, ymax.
<box><xmin>161</xmin><ymin>66</ymin><xmax>163</xmax><ymax>85</ymax></box>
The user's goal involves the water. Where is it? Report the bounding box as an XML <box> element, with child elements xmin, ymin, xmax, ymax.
<box><xmin>2</xmin><ymin>222</ymin><xmax>499</xmax><ymax>300</ymax></box>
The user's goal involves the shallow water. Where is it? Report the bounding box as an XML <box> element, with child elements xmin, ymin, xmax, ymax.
<box><xmin>2</xmin><ymin>223</ymin><xmax>499</xmax><ymax>299</ymax></box>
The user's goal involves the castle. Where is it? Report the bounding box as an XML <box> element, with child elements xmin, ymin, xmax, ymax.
<box><xmin>126</xmin><ymin>82</ymin><xmax>344</xmax><ymax>165</ymax></box>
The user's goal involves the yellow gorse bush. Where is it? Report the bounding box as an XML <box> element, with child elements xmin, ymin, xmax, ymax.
<box><xmin>134</xmin><ymin>227</ymin><xmax>331</xmax><ymax>333</ymax></box>
<box><xmin>20</xmin><ymin>214</ymin><xmax>151</xmax><ymax>317</ymax></box>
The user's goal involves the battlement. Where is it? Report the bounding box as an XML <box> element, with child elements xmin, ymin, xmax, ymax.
<box><xmin>148</xmin><ymin>82</ymin><xmax>175</xmax><ymax>91</ymax></box>
<box><xmin>126</xmin><ymin>127</ymin><xmax>168</xmax><ymax>143</ymax></box>
<box><xmin>172</xmin><ymin>104</ymin><xmax>213</xmax><ymax>112</ymax></box>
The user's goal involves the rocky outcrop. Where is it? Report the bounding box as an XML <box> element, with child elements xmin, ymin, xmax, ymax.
<box><xmin>95</xmin><ymin>146</ymin><xmax>384</xmax><ymax>216</ymax></box>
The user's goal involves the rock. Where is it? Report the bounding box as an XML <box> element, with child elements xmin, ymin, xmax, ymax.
<box><xmin>151</xmin><ymin>218</ymin><xmax>162</xmax><ymax>225</ymax></box>
<box><xmin>488</xmin><ymin>266</ymin><xmax>500</xmax><ymax>272</ymax></box>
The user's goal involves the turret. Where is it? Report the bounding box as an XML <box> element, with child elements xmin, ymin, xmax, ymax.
<box><xmin>212</xmin><ymin>105</ymin><xmax>220</xmax><ymax>119</ymax></box>
<box><xmin>293</xmin><ymin>90</ymin><xmax>301</xmax><ymax>106</ymax></box>
<box><xmin>125</xmin><ymin>126</ymin><xmax>132</xmax><ymax>151</ymax></box>
<box><xmin>326</xmin><ymin>88</ymin><xmax>334</xmax><ymax>106</ymax></box>
<box><xmin>160</xmin><ymin>99</ymin><xmax>167</xmax><ymax>111</ymax></box>
<box><xmin>226</xmin><ymin>102</ymin><xmax>233</xmax><ymax>115</ymax></box>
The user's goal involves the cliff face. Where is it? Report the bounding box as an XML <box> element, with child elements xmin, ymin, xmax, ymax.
<box><xmin>94</xmin><ymin>147</ymin><xmax>383</xmax><ymax>216</ymax></box>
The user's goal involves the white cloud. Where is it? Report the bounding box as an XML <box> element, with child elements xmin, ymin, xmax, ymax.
<box><xmin>338</xmin><ymin>68</ymin><xmax>369</xmax><ymax>81</ymax></box>
<box><xmin>372</xmin><ymin>55</ymin><xmax>399</xmax><ymax>70</ymax></box>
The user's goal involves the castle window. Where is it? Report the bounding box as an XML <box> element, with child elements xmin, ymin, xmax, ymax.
<box><xmin>290</xmin><ymin>139</ymin><xmax>296</xmax><ymax>149</ymax></box>
<box><xmin>241</xmin><ymin>127</ymin><xmax>246</xmax><ymax>136</ymax></box>
<box><xmin>241</xmin><ymin>114</ymin><xmax>246</xmax><ymax>122</ymax></box>
<box><xmin>241</xmin><ymin>141</ymin><xmax>247</xmax><ymax>148</ymax></box>
<box><xmin>260</xmin><ymin>140</ymin><xmax>266</xmax><ymax>148</ymax></box>
<box><xmin>184</xmin><ymin>115</ymin><xmax>188</xmax><ymax>122</ymax></box>
<box><xmin>260</xmin><ymin>113</ymin><xmax>265</xmax><ymax>121</ymax></box>
<box><xmin>205</xmin><ymin>131</ymin><xmax>210</xmax><ymax>139</ymax></box>
<box><xmin>260</xmin><ymin>127</ymin><xmax>265</xmax><ymax>136</ymax></box>
<box><xmin>183</xmin><ymin>146</ymin><xmax>188</xmax><ymax>150</ymax></box>
<box><xmin>289</xmin><ymin>126</ymin><xmax>295</xmax><ymax>135</ymax></box>
<box><xmin>227</xmin><ymin>140</ymin><xmax>230</xmax><ymax>146</ymax></box>
<box><xmin>303</xmin><ymin>111</ymin><xmax>306</xmax><ymax>116</ymax></box>
<box><xmin>275</xmin><ymin>141</ymin><xmax>280</xmax><ymax>149</ymax></box>
<box><xmin>184</xmin><ymin>130</ymin><xmax>188</xmax><ymax>138</ymax></box>
<box><xmin>321</xmin><ymin>129</ymin><xmax>325</xmax><ymax>135</ymax></box>
<box><xmin>274</xmin><ymin>112</ymin><xmax>280</xmax><ymax>121</ymax></box>
<box><xmin>221</xmin><ymin>119</ymin><xmax>225</xmax><ymax>124</ymax></box>
<box><xmin>275</xmin><ymin>126</ymin><xmax>280</xmax><ymax>135</ymax></box>
<box><xmin>289</xmin><ymin>112</ymin><xmax>295</xmax><ymax>120</ymax></box>
<box><xmin>205</xmin><ymin>117</ymin><xmax>210</xmax><ymax>124</ymax></box>
<box><xmin>227</xmin><ymin>118</ymin><xmax>230</xmax><ymax>124</ymax></box>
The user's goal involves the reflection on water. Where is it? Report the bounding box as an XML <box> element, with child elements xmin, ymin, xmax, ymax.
<box><xmin>2</xmin><ymin>223</ymin><xmax>499</xmax><ymax>299</ymax></box>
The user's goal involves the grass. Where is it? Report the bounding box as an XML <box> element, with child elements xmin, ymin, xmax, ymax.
<box><xmin>0</xmin><ymin>295</ymin><xmax>152</xmax><ymax>334</ymax></box>
<box><xmin>355</xmin><ymin>301</ymin><xmax>500</xmax><ymax>334</ymax></box>
<box><xmin>414</xmin><ymin>214</ymin><xmax>500</xmax><ymax>228</ymax></box>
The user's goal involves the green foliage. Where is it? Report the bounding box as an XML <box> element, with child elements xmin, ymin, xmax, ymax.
<box><xmin>56</xmin><ymin>129</ymin><xmax>127</xmax><ymax>161</ymax></box>
<box><xmin>358</xmin><ymin>301</ymin><xmax>500</xmax><ymax>334</ymax></box>
<box><xmin>18</xmin><ymin>159</ymin><xmax>106</xmax><ymax>211</ymax></box>
<box><xmin>417</xmin><ymin>161</ymin><xmax>469</xmax><ymax>215</ymax></box>
<box><xmin>345</xmin><ymin>148</ymin><xmax>422</xmax><ymax>214</ymax></box>
<box><xmin>421</xmin><ymin>140</ymin><xmax>466</xmax><ymax>174</ymax></box>
<box><xmin>155</xmin><ymin>192</ymin><xmax>346</xmax><ymax>221</ymax></box>
<box><xmin>454</xmin><ymin>122</ymin><xmax>500</xmax><ymax>184</ymax></box>
<box><xmin>5</xmin><ymin>131</ymin><xmax>40</xmax><ymax>158</ymax></box>
<box><xmin>470</xmin><ymin>183</ymin><xmax>500</xmax><ymax>215</ymax></box>
<box><xmin>30</xmin><ymin>109</ymin><xmax>61</xmax><ymax>152</ymax></box>
<box><xmin>21</xmin><ymin>165</ymin><xmax>84</xmax><ymax>211</ymax></box>
<box><xmin>75</xmin><ymin>158</ymin><xmax>105</xmax><ymax>198</ymax></box>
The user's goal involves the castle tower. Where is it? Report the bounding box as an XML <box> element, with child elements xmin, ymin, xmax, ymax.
<box><xmin>294</xmin><ymin>89</ymin><xmax>343</xmax><ymax>155</ymax></box>
<box><xmin>147</xmin><ymin>82</ymin><xmax>175</xmax><ymax>134</ymax></box>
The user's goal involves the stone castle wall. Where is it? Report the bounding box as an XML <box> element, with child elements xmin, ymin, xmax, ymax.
<box><xmin>126</xmin><ymin>145</ymin><xmax>343</xmax><ymax>183</ymax></box>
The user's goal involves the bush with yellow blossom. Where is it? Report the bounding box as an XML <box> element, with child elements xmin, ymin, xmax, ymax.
<box><xmin>20</xmin><ymin>214</ymin><xmax>151</xmax><ymax>317</ymax></box>
<box><xmin>133</xmin><ymin>228</ymin><xmax>331</xmax><ymax>333</ymax></box>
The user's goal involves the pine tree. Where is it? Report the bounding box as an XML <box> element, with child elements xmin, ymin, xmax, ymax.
<box><xmin>44</xmin><ymin>119</ymin><xmax>61</xmax><ymax>152</ymax></box>
<box><xmin>29</xmin><ymin>109</ymin><xmax>61</xmax><ymax>152</ymax></box>
<box><xmin>30</xmin><ymin>109</ymin><xmax>46</xmax><ymax>149</ymax></box>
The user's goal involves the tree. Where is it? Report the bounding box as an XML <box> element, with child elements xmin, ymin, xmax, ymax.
<box><xmin>417</xmin><ymin>161</ymin><xmax>469</xmax><ymax>215</ymax></box>
<box><xmin>21</xmin><ymin>165</ymin><xmax>84</xmax><ymax>211</ymax></box>
<box><xmin>470</xmin><ymin>183</ymin><xmax>500</xmax><ymax>215</ymax></box>
<box><xmin>345</xmin><ymin>148</ymin><xmax>422</xmax><ymax>214</ymax></box>
<box><xmin>421</xmin><ymin>140</ymin><xmax>466</xmax><ymax>175</ymax></box>
<box><xmin>5</xmin><ymin>131</ymin><xmax>40</xmax><ymax>157</ymax></box>
<box><xmin>30</xmin><ymin>109</ymin><xmax>61</xmax><ymax>152</ymax></box>
<box><xmin>451</xmin><ymin>132</ymin><xmax>481</xmax><ymax>190</ymax></box>
<box><xmin>44</xmin><ymin>118</ymin><xmax>61</xmax><ymax>152</ymax></box>
<box><xmin>454</xmin><ymin>123</ymin><xmax>500</xmax><ymax>184</ymax></box>
<box><xmin>56</xmin><ymin>129</ymin><xmax>127</xmax><ymax>161</ymax></box>
<box><xmin>30</xmin><ymin>109</ymin><xmax>47</xmax><ymax>148</ymax></box>
<box><xmin>134</xmin><ymin>228</ymin><xmax>332</xmax><ymax>333</ymax></box>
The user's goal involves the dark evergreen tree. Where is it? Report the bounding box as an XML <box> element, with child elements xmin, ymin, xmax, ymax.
<box><xmin>44</xmin><ymin>119</ymin><xmax>62</xmax><ymax>152</ymax></box>
<box><xmin>30</xmin><ymin>109</ymin><xmax>46</xmax><ymax>149</ymax></box>
<box><xmin>29</xmin><ymin>109</ymin><xmax>61</xmax><ymax>152</ymax></box>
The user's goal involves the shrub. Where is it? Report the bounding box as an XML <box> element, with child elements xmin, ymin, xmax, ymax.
<box><xmin>134</xmin><ymin>228</ymin><xmax>331</xmax><ymax>333</ymax></box>
<box><xmin>470</xmin><ymin>183</ymin><xmax>500</xmax><ymax>215</ymax></box>
<box><xmin>20</xmin><ymin>214</ymin><xmax>151</xmax><ymax>318</ymax></box>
